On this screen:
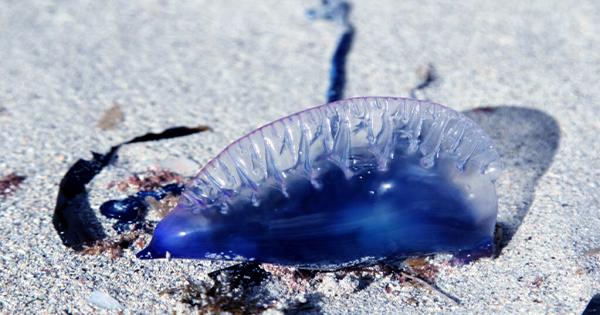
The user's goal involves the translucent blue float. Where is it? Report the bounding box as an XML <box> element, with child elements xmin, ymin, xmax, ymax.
<box><xmin>138</xmin><ymin>97</ymin><xmax>502</xmax><ymax>268</ymax></box>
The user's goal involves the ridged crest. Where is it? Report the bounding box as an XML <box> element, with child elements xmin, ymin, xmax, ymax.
<box><xmin>181</xmin><ymin>97</ymin><xmax>500</xmax><ymax>210</ymax></box>
<box><xmin>139</xmin><ymin>97</ymin><xmax>502</xmax><ymax>268</ymax></box>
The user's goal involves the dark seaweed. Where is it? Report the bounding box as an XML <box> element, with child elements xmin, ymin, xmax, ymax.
<box><xmin>327</xmin><ymin>26</ymin><xmax>354</xmax><ymax>102</ymax></box>
<box><xmin>168</xmin><ymin>263</ymin><xmax>272</xmax><ymax>314</ymax></box>
<box><xmin>207</xmin><ymin>262</ymin><xmax>270</xmax><ymax>289</ymax></box>
<box><xmin>0</xmin><ymin>173</ymin><xmax>26</xmax><ymax>199</ymax></box>
<box><xmin>124</xmin><ymin>125</ymin><xmax>210</xmax><ymax>144</ymax></box>
<box><xmin>308</xmin><ymin>0</ymin><xmax>354</xmax><ymax>102</ymax></box>
<box><xmin>409</xmin><ymin>64</ymin><xmax>437</xmax><ymax>99</ymax></box>
<box><xmin>53</xmin><ymin>125</ymin><xmax>209</xmax><ymax>250</ymax></box>
<box><xmin>283</xmin><ymin>293</ymin><xmax>324</xmax><ymax>315</ymax></box>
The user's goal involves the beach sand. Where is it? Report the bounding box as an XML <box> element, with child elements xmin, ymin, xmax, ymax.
<box><xmin>1</xmin><ymin>0</ymin><xmax>599</xmax><ymax>313</ymax></box>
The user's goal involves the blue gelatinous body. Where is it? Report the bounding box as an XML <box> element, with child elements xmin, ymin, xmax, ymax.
<box><xmin>138</xmin><ymin>97</ymin><xmax>501</xmax><ymax>268</ymax></box>
<box><xmin>100</xmin><ymin>183</ymin><xmax>184</xmax><ymax>231</ymax></box>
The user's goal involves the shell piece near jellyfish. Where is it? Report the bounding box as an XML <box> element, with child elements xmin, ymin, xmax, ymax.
<box><xmin>137</xmin><ymin>97</ymin><xmax>502</xmax><ymax>269</ymax></box>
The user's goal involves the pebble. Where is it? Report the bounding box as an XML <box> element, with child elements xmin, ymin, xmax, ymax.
<box><xmin>87</xmin><ymin>291</ymin><xmax>123</xmax><ymax>310</ymax></box>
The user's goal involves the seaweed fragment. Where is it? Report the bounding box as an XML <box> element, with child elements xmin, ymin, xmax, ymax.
<box><xmin>344</xmin><ymin>263</ymin><xmax>460</xmax><ymax>305</ymax></box>
<box><xmin>404</xmin><ymin>257</ymin><xmax>439</xmax><ymax>283</ymax></box>
<box><xmin>410</xmin><ymin>64</ymin><xmax>437</xmax><ymax>99</ymax></box>
<box><xmin>0</xmin><ymin>173</ymin><xmax>26</xmax><ymax>199</ymax></box>
<box><xmin>162</xmin><ymin>263</ymin><xmax>272</xmax><ymax>314</ymax></box>
<box><xmin>269</xmin><ymin>259</ymin><xmax>455</xmax><ymax>306</ymax></box>
<box><xmin>124</xmin><ymin>125</ymin><xmax>210</xmax><ymax>144</ymax></box>
<box><xmin>308</xmin><ymin>0</ymin><xmax>354</xmax><ymax>102</ymax></box>
<box><xmin>302</xmin><ymin>260</ymin><xmax>457</xmax><ymax>305</ymax></box>
<box><xmin>282</xmin><ymin>293</ymin><xmax>324</xmax><ymax>315</ymax></box>
<box><xmin>81</xmin><ymin>228</ymin><xmax>148</xmax><ymax>259</ymax></box>
<box><xmin>53</xmin><ymin>125</ymin><xmax>210</xmax><ymax>250</ymax></box>
<box><xmin>108</xmin><ymin>169</ymin><xmax>184</xmax><ymax>192</ymax></box>
<box><xmin>53</xmin><ymin>149</ymin><xmax>116</xmax><ymax>250</ymax></box>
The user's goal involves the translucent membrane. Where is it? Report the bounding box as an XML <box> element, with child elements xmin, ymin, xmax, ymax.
<box><xmin>138</xmin><ymin>97</ymin><xmax>501</xmax><ymax>268</ymax></box>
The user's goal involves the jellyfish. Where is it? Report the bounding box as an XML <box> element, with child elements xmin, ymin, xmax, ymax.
<box><xmin>138</xmin><ymin>97</ymin><xmax>501</xmax><ymax>269</ymax></box>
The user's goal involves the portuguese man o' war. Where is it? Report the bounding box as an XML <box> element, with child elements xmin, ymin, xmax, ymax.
<box><xmin>138</xmin><ymin>97</ymin><xmax>502</xmax><ymax>268</ymax></box>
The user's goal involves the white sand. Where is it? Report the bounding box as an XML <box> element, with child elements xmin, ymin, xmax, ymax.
<box><xmin>1</xmin><ymin>0</ymin><xmax>599</xmax><ymax>313</ymax></box>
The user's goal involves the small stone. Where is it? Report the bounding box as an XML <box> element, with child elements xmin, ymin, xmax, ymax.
<box><xmin>87</xmin><ymin>291</ymin><xmax>123</xmax><ymax>310</ymax></box>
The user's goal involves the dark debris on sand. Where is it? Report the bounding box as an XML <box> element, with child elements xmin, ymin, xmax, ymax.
<box><xmin>161</xmin><ymin>263</ymin><xmax>275</xmax><ymax>314</ymax></box>
<box><xmin>107</xmin><ymin>169</ymin><xmax>185</xmax><ymax>192</ymax></box>
<box><xmin>0</xmin><ymin>173</ymin><xmax>26</xmax><ymax>199</ymax></box>
<box><xmin>81</xmin><ymin>226</ymin><xmax>150</xmax><ymax>259</ymax></box>
<box><xmin>97</xmin><ymin>103</ymin><xmax>125</xmax><ymax>131</ymax></box>
<box><xmin>160</xmin><ymin>258</ymin><xmax>460</xmax><ymax>313</ymax></box>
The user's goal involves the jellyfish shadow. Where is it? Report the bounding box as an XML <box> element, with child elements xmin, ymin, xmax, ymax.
<box><xmin>463</xmin><ymin>106</ymin><xmax>560</xmax><ymax>254</ymax></box>
<box><xmin>582</xmin><ymin>294</ymin><xmax>600</xmax><ymax>315</ymax></box>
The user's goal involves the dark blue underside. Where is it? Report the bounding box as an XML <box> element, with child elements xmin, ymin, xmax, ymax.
<box><xmin>140</xmin><ymin>154</ymin><xmax>494</xmax><ymax>266</ymax></box>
